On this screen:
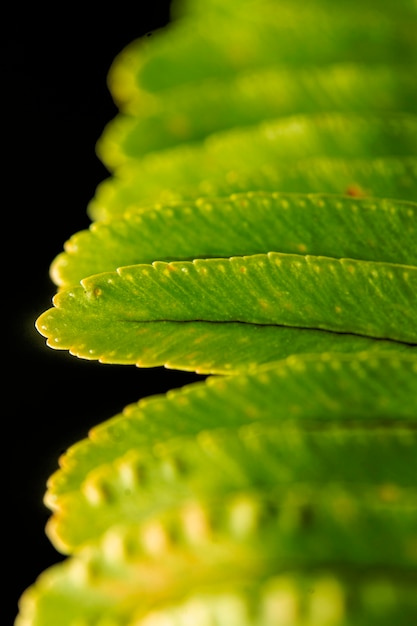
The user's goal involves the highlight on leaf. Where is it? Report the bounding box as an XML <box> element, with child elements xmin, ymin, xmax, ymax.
<box><xmin>18</xmin><ymin>0</ymin><xmax>417</xmax><ymax>623</ymax></box>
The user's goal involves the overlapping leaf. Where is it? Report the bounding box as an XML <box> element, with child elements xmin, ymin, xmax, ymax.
<box><xmin>97</xmin><ymin>63</ymin><xmax>417</xmax><ymax>167</ymax></box>
<box><xmin>16</xmin><ymin>486</ymin><xmax>417</xmax><ymax>625</ymax></box>
<box><xmin>89</xmin><ymin>113</ymin><xmax>417</xmax><ymax>220</ymax></box>
<box><xmin>108</xmin><ymin>0</ymin><xmax>417</xmax><ymax>107</ymax></box>
<box><xmin>52</xmin><ymin>192</ymin><xmax>417</xmax><ymax>288</ymax></box>
<box><xmin>44</xmin><ymin>353</ymin><xmax>417</xmax><ymax>552</ymax></box>
<box><xmin>18</xmin><ymin>0</ymin><xmax>417</xmax><ymax>624</ymax></box>
<box><xmin>37</xmin><ymin>251</ymin><xmax>417</xmax><ymax>375</ymax></box>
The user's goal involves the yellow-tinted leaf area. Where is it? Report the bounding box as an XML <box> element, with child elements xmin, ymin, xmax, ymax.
<box><xmin>19</xmin><ymin>0</ymin><xmax>417</xmax><ymax>624</ymax></box>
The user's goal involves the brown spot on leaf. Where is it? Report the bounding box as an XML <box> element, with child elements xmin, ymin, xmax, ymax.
<box><xmin>345</xmin><ymin>184</ymin><xmax>367</xmax><ymax>198</ymax></box>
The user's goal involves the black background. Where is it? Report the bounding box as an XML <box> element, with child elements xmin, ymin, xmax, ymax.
<box><xmin>6</xmin><ymin>3</ymin><xmax>206</xmax><ymax>622</ymax></box>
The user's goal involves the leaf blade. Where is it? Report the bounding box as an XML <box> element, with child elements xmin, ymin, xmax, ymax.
<box><xmin>17</xmin><ymin>487</ymin><xmax>417</xmax><ymax>626</ymax></box>
<box><xmin>38</xmin><ymin>253</ymin><xmax>417</xmax><ymax>349</ymax></box>
<box><xmin>49</xmin><ymin>421</ymin><xmax>417</xmax><ymax>551</ymax></box>
<box><xmin>45</xmin><ymin>353</ymin><xmax>417</xmax><ymax>505</ymax></box>
<box><xmin>52</xmin><ymin>192</ymin><xmax>417</xmax><ymax>289</ymax></box>
<box><xmin>88</xmin><ymin>113</ymin><xmax>417</xmax><ymax>220</ymax></box>
<box><xmin>99</xmin><ymin>63</ymin><xmax>417</xmax><ymax>167</ymax></box>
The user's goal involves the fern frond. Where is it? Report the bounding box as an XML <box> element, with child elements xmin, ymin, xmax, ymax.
<box><xmin>19</xmin><ymin>0</ymin><xmax>417</xmax><ymax>623</ymax></box>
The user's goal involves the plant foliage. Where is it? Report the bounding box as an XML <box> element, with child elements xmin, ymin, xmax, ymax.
<box><xmin>17</xmin><ymin>0</ymin><xmax>417</xmax><ymax>623</ymax></box>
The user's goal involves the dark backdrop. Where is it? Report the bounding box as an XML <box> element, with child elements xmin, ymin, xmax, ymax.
<box><xmin>6</xmin><ymin>4</ymin><xmax>206</xmax><ymax>622</ymax></box>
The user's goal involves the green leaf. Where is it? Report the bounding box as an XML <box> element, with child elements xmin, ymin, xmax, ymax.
<box><xmin>184</xmin><ymin>156</ymin><xmax>417</xmax><ymax>207</ymax></box>
<box><xmin>37</xmin><ymin>319</ymin><xmax>417</xmax><ymax>374</ymax></box>
<box><xmin>52</xmin><ymin>192</ymin><xmax>417</xmax><ymax>289</ymax></box>
<box><xmin>45</xmin><ymin>353</ymin><xmax>417</xmax><ymax>510</ymax></box>
<box><xmin>134</xmin><ymin>573</ymin><xmax>417</xmax><ymax>626</ymax></box>
<box><xmin>89</xmin><ymin>155</ymin><xmax>417</xmax><ymax>222</ymax></box>
<box><xmin>113</xmin><ymin>2</ymin><xmax>417</xmax><ymax>98</ymax></box>
<box><xmin>22</xmin><ymin>0</ymin><xmax>417</xmax><ymax>622</ymax></box>
<box><xmin>37</xmin><ymin>253</ymin><xmax>417</xmax><ymax>358</ymax></box>
<box><xmin>16</xmin><ymin>488</ymin><xmax>417</xmax><ymax>626</ymax></box>
<box><xmin>88</xmin><ymin>113</ymin><xmax>417</xmax><ymax>220</ymax></box>
<box><xmin>48</xmin><ymin>421</ymin><xmax>417</xmax><ymax>552</ymax></box>
<box><xmin>173</xmin><ymin>0</ymin><xmax>417</xmax><ymax>20</ymax></box>
<box><xmin>98</xmin><ymin>63</ymin><xmax>417</xmax><ymax>167</ymax></box>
